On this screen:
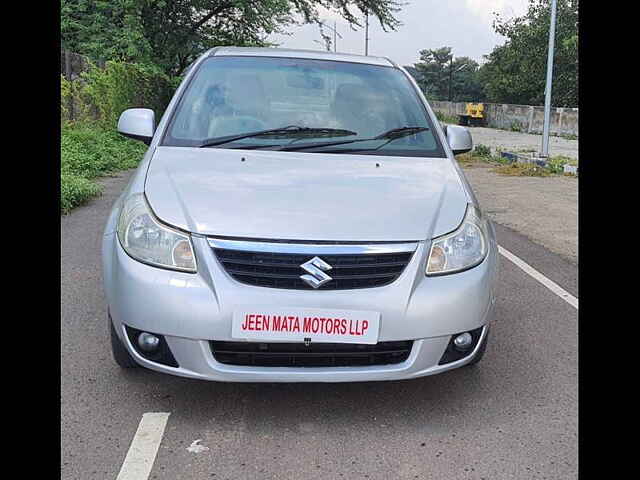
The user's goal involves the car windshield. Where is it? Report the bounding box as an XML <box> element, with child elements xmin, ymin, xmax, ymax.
<box><xmin>163</xmin><ymin>56</ymin><xmax>445</xmax><ymax>157</ymax></box>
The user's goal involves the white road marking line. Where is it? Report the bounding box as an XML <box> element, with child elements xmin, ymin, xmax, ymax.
<box><xmin>116</xmin><ymin>412</ymin><xmax>170</xmax><ymax>480</ymax></box>
<box><xmin>498</xmin><ymin>245</ymin><xmax>578</xmax><ymax>310</ymax></box>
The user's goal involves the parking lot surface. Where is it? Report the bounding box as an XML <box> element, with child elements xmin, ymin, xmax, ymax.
<box><xmin>468</xmin><ymin>127</ymin><xmax>579</xmax><ymax>160</ymax></box>
<box><xmin>61</xmin><ymin>170</ymin><xmax>577</xmax><ymax>480</ymax></box>
<box><xmin>463</xmin><ymin>164</ymin><xmax>578</xmax><ymax>263</ymax></box>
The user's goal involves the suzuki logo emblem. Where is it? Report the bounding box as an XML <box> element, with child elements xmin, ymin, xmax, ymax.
<box><xmin>300</xmin><ymin>256</ymin><xmax>333</xmax><ymax>289</ymax></box>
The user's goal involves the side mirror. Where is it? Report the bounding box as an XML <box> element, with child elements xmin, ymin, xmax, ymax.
<box><xmin>444</xmin><ymin>125</ymin><xmax>473</xmax><ymax>155</ymax></box>
<box><xmin>117</xmin><ymin>108</ymin><xmax>155</xmax><ymax>145</ymax></box>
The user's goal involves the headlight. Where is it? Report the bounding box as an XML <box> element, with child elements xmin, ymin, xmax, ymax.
<box><xmin>116</xmin><ymin>194</ymin><xmax>196</xmax><ymax>272</ymax></box>
<box><xmin>426</xmin><ymin>204</ymin><xmax>488</xmax><ymax>276</ymax></box>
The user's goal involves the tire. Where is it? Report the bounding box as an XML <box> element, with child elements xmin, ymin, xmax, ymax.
<box><xmin>466</xmin><ymin>328</ymin><xmax>489</xmax><ymax>367</ymax></box>
<box><xmin>110</xmin><ymin>317</ymin><xmax>138</xmax><ymax>368</ymax></box>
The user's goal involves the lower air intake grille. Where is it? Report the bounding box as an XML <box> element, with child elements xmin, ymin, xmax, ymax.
<box><xmin>210</xmin><ymin>341</ymin><xmax>413</xmax><ymax>367</ymax></box>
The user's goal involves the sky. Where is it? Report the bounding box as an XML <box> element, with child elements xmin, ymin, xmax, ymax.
<box><xmin>268</xmin><ymin>0</ymin><xmax>530</xmax><ymax>66</ymax></box>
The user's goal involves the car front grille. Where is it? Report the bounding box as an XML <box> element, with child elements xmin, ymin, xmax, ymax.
<box><xmin>212</xmin><ymin>248</ymin><xmax>415</xmax><ymax>290</ymax></box>
<box><xmin>210</xmin><ymin>341</ymin><xmax>413</xmax><ymax>367</ymax></box>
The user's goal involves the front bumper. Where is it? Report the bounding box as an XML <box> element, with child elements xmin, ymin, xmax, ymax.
<box><xmin>103</xmin><ymin>234</ymin><xmax>498</xmax><ymax>382</ymax></box>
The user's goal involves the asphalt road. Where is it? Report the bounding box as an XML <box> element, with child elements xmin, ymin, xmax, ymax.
<box><xmin>61</xmin><ymin>170</ymin><xmax>578</xmax><ymax>480</ymax></box>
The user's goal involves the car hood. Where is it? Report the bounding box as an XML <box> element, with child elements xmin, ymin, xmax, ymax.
<box><xmin>145</xmin><ymin>147</ymin><xmax>470</xmax><ymax>242</ymax></box>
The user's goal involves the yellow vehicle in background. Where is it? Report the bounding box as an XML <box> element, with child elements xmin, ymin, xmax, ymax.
<box><xmin>458</xmin><ymin>103</ymin><xmax>485</xmax><ymax>127</ymax></box>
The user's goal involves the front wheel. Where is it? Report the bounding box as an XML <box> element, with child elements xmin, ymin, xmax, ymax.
<box><xmin>110</xmin><ymin>316</ymin><xmax>138</xmax><ymax>369</ymax></box>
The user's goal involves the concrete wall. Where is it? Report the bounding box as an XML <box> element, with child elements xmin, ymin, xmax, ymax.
<box><xmin>430</xmin><ymin>100</ymin><xmax>578</xmax><ymax>137</ymax></box>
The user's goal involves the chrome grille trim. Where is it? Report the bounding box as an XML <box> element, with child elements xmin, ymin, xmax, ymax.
<box><xmin>207</xmin><ymin>238</ymin><xmax>419</xmax><ymax>255</ymax></box>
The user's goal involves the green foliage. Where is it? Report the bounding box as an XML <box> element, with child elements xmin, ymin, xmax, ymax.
<box><xmin>560</xmin><ymin>133</ymin><xmax>578</xmax><ymax>140</ymax></box>
<box><xmin>546</xmin><ymin>155</ymin><xmax>576</xmax><ymax>174</ymax></box>
<box><xmin>61</xmin><ymin>124</ymin><xmax>146</xmax><ymax>177</ymax></box>
<box><xmin>459</xmin><ymin>145</ymin><xmax>576</xmax><ymax>177</ymax></box>
<box><xmin>78</xmin><ymin>60</ymin><xmax>174</xmax><ymax>127</ymax></box>
<box><xmin>62</xmin><ymin>0</ymin><xmax>403</xmax><ymax>76</ymax></box>
<box><xmin>434</xmin><ymin>110</ymin><xmax>458</xmax><ymax>124</ymax></box>
<box><xmin>494</xmin><ymin>155</ymin><xmax>514</xmax><ymax>165</ymax></box>
<box><xmin>473</xmin><ymin>144</ymin><xmax>491</xmax><ymax>158</ymax></box>
<box><xmin>479</xmin><ymin>0</ymin><xmax>578</xmax><ymax>107</ymax></box>
<box><xmin>61</xmin><ymin>75</ymin><xmax>72</xmax><ymax>122</ymax></box>
<box><xmin>403</xmin><ymin>65</ymin><xmax>420</xmax><ymax>82</ymax></box>
<box><xmin>509</xmin><ymin>121</ymin><xmax>524</xmax><ymax>132</ymax></box>
<box><xmin>61</xmin><ymin>174</ymin><xmax>102</xmax><ymax>214</ymax></box>
<box><xmin>491</xmin><ymin>154</ymin><xmax>577</xmax><ymax>177</ymax></box>
<box><xmin>61</xmin><ymin>124</ymin><xmax>147</xmax><ymax>213</ymax></box>
<box><xmin>413</xmin><ymin>47</ymin><xmax>484</xmax><ymax>102</ymax></box>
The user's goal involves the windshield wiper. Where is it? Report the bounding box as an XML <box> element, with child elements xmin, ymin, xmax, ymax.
<box><xmin>274</xmin><ymin>126</ymin><xmax>429</xmax><ymax>152</ymax></box>
<box><xmin>199</xmin><ymin>126</ymin><xmax>357</xmax><ymax>148</ymax></box>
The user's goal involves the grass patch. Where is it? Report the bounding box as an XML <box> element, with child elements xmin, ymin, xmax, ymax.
<box><xmin>457</xmin><ymin>145</ymin><xmax>577</xmax><ymax>178</ymax></box>
<box><xmin>559</xmin><ymin>133</ymin><xmax>578</xmax><ymax>140</ymax></box>
<box><xmin>546</xmin><ymin>155</ymin><xmax>578</xmax><ymax>174</ymax></box>
<box><xmin>454</xmin><ymin>152</ymin><xmax>475</xmax><ymax>166</ymax></box>
<box><xmin>491</xmin><ymin>163</ymin><xmax>552</xmax><ymax>177</ymax></box>
<box><xmin>61</xmin><ymin>123</ymin><xmax>147</xmax><ymax>214</ymax></box>
<box><xmin>434</xmin><ymin>110</ymin><xmax>459</xmax><ymax>124</ymax></box>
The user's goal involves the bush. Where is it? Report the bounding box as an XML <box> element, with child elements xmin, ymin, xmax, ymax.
<box><xmin>63</xmin><ymin>60</ymin><xmax>176</xmax><ymax>126</ymax></box>
<box><xmin>84</xmin><ymin>61</ymin><xmax>170</xmax><ymax>126</ymax></box>
<box><xmin>61</xmin><ymin>125</ymin><xmax>145</xmax><ymax>176</ymax></box>
<box><xmin>61</xmin><ymin>75</ymin><xmax>72</xmax><ymax>122</ymax></box>
<box><xmin>546</xmin><ymin>155</ymin><xmax>576</xmax><ymax>174</ymax></box>
<box><xmin>473</xmin><ymin>144</ymin><xmax>491</xmax><ymax>158</ymax></box>
<box><xmin>59</xmin><ymin>56</ymin><xmax>177</xmax><ymax>213</ymax></box>
<box><xmin>61</xmin><ymin>173</ymin><xmax>102</xmax><ymax>214</ymax></box>
<box><xmin>61</xmin><ymin>124</ymin><xmax>147</xmax><ymax>213</ymax></box>
<box><xmin>509</xmin><ymin>121</ymin><xmax>524</xmax><ymax>132</ymax></box>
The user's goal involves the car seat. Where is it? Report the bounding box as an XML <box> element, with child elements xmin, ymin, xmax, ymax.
<box><xmin>331</xmin><ymin>83</ymin><xmax>390</xmax><ymax>138</ymax></box>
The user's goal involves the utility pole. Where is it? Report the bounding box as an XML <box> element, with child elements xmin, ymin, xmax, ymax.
<box><xmin>318</xmin><ymin>21</ymin><xmax>341</xmax><ymax>52</ymax></box>
<box><xmin>448</xmin><ymin>57</ymin><xmax>453</xmax><ymax>102</ymax></box>
<box><xmin>541</xmin><ymin>0</ymin><xmax>558</xmax><ymax>158</ymax></box>
<box><xmin>364</xmin><ymin>9</ymin><xmax>369</xmax><ymax>55</ymax></box>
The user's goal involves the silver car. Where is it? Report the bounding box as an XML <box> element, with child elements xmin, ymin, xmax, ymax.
<box><xmin>103</xmin><ymin>47</ymin><xmax>498</xmax><ymax>382</ymax></box>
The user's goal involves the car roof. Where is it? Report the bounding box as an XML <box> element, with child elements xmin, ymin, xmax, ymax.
<box><xmin>207</xmin><ymin>46</ymin><xmax>396</xmax><ymax>68</ymax></box>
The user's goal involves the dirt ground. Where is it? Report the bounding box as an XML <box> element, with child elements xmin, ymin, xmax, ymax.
<box><xmin>461</xmin><ymin>162</ymin><xmax>578</xmax><ymax>263</ymax></box>
<box><xmin>468</xmin><ymin>127</ymin><xmax>579</xmax><ymax>160</ymax></box>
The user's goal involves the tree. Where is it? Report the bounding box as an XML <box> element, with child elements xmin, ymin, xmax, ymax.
<box><xmin>479</xmin><ymin>0</ymin><xmax>578</xmax><ymax>107</ymax></box>
<box><xmin>414</xmin><ymin>47</ymin><xmax>452</xmax><ymax>99</ymax></box>
<box><xmin>412</xmin><ymin>47</ymin><xmax>484</xmax><ymax>102</ymax></box>
<box><xmin>61</xmin><ymin>0</ymin><xmax>403</xmax><ymax>76</ymax></box>
<box><xmin>402</xmin><ymin>65</ymin><xmax>421</xmax><ymax>84</ymax></box>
